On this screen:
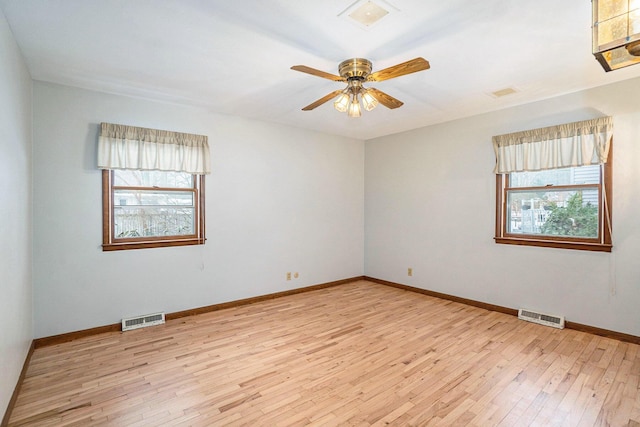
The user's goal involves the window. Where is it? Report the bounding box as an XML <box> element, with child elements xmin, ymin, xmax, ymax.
<box><xmin>97</xmin><ymin>122</ymin><xmax>210</xmax><ymax>251</ymax></box>
<box><xmin>102</xmin><ymin>169</ymin><xmax>205</xmax><ymax>251</ymax></box>
<box><xmin>493</xmin><ymin>117</ymin><xmax>612</xmax><ymax>252</ymax></box>
<box><xmin>495</xmin><ymin>162</ymin><xmax>612</xmax><ymax>251</ymax></box>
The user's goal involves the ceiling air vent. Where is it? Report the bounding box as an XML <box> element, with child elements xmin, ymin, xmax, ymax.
<box><xmin>122</xmin><ymin>312</ymin><xmax>165</xmax><ymax>332</ymax></box>
<box><xmin>490</xmin><ymin>87</ymin><xmax>518</xmax><ymax>98</ymax></box>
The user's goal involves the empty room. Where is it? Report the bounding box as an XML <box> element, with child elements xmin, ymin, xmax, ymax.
<box><xmin>2</xmin><ymin>1</ymin><xmax>640</xmax><ymax>426</ymax></box>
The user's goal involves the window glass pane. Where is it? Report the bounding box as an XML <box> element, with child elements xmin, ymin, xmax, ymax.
<box><xmin>509</xmin><ymin>165</ymin><xmax>600</xmax><ymax>188</ymax></box>
<box><xmin>113</xmin><ymin>170</ymin><xmax>193</xmax><ymax>188</ymax></box>
<box><xmin>506</xmin><ymin>188</ymin><xmax>599</xmax><ymax>238</ymax></box>
<box><xmin>113</xmin><ymin>206</ymin><xmax>195</xmax><ymax>237</ymax></box>
<box><xmin>113</xmin><ymin>189</ymin><xmax>195</xmax><ymax>238</ymax></box>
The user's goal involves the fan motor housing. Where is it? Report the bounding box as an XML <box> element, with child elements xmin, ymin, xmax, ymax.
<box><xmin>339</xmin><ymin>58</ymin><xmax>372</xmax><ymax>79</ymax></box>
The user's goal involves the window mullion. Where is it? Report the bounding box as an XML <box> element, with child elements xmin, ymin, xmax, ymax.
<box><xmin>504</xmin><ymin>183</ymin><xmax>599</xmax><ymax>192</ymax></box>
<box><xmin>113</xmin><ymin>186</ymin><xmax>194</xmax><ymax>192</ymax></box>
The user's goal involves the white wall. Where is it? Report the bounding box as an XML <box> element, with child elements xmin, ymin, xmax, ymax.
<box><xmin>25</xmin><ymin>55</ymin><xmax>640</xmax><ymax>341</ymax></box>
<box><xmin>365</xmin><ymin>76</ymin><xmax>640</xmax><ymax>337</ymax></box>
<box><xmin>0</xmin><ymin>9</ymin><xmax>32</xmax><ymax>420</ymax></box>
<box><xmin>32</xmin><ymin>82</ymin><xmax>364</xmax><ymax>338</ymax></box>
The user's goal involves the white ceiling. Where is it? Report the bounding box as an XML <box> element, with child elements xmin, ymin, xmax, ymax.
<box><xmin>2</xmin><ymin>0</ymin><xmax>640</xmax><ymax>140</ymax></box>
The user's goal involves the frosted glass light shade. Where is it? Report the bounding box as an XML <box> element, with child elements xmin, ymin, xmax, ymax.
<box><xmin>361</xmin><ymin>90</ymin><xmax>379</xmax><ymax>111</ymax></box>
<box><xmin>334</xmin><ymin>92</ymin><xmax>350</xmax><ymax>112</ymax></box>
<box><xmin>347</xmin><ymin>97</ymin><xmax>361</xmax><ymax>117</ymax></box>
<box><xmin>593</xmin><ymin>0</ymin><xmax>640</xmax><ymax>71</ymax></box>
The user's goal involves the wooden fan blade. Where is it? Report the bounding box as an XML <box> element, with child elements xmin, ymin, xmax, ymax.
<box><xmin>368</xmin><ymin>88</ymin><xmax>404</xmax><ymax>109</ymax></box>
<box><xmin>367</xmin><ymin>57</ymin><xmax>430</xmax><ymax>82</ymax></box>
<box><xmin>301</xmin><ymin>89</ymin><xmax>344</xmax><ymax>111</ymax></box>
<box><xmin>291</xmin><ymin>65</ymin><xmax>345</xmax><ymax>82</ymax></box>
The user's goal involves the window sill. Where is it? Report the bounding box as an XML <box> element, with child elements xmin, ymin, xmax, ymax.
<box><xmin>494</xmin><ymin>237</ymin><xmax>612</xmax><ymax>252</ymax></box>
<box><xmin>102</xmin><ymin>238</ymin><xmax>205</xmax><ymax>251</ymax></box>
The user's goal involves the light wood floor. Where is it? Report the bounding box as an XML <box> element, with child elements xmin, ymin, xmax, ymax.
<box><xmin>7</xmin><ymin>280</ymin><xmax>640</xmax><ymax>426</ymax></box>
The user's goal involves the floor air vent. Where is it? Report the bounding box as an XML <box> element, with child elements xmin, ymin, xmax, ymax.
<box><xmin>122</xmin><ymin>312</ymin><xmax>165</xmax><ymax>332</ymax></box>
<box><xmin>518</xmin><ymin>309</ymin><xmax>565</xmax><ymax>329</ymax></box>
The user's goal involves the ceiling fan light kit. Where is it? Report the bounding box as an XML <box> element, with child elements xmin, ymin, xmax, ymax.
<box><xmin>592</xmin><ymin>0</ymin><xmax>640</xmax><ymax>71</ymax></box>
<box><xmin>291</xmin><ymin>57</ymin><xmax>430</xmax><ymax>117</ymax></box>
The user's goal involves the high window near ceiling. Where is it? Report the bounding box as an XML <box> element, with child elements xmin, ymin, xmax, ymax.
<box><xmin>493</xmin><ymin>117</ymin><xmax>613</xmax><ymax>252</ymax></box>
<box><xmin>98</xmin><ymin>123</ymin><xmax>210</xmax><ymax>251</ymax></box>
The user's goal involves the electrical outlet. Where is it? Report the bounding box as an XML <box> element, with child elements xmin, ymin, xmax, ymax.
<box><xmin>408</xmin><ymin>267</ymin><xmax>413</xmax><ymax>277</ymax></box>
<box><xmin>294</xmin><ymin>272</ymin><xmax>299</xmax><ymax>279</ymax></box>
<box><xmin>286</xmin><ymin>272</ymin><xmax>291</xmax><ymax>280</ymax></box>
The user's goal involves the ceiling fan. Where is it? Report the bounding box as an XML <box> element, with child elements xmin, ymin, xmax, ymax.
<box><xmin>290</xmin><ymin>57</ymin><xmax>430</xmax><ymax>117</ymax></box>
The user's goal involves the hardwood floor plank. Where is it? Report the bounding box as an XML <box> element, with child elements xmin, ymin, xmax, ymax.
<box><xmin>7</xmin><ymin>280</ymin><xmax>640</xmax><ymax>426</ymax></box>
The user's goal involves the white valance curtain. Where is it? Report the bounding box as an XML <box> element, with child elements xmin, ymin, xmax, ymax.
<box><xmin>97</xmin><ymin>122</ymin><xmax>211</xmax><ymax>174</ymax></box>
<box><xmin>493</xmin><ymin>116</ymin><xmax>613</xmax><ymax>174</ymax></box>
